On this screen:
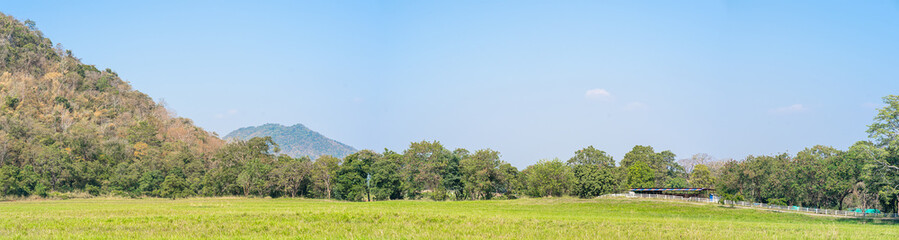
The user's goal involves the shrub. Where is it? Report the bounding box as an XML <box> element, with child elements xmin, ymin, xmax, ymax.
<box><xmin>767</xmin><ymin>198</ymin><xmax>787</xmax><ymax>206</ymax></box>
<box><xmin>4</xmin><ymin>96</ymin><xmax>19</xmax><ymax>110</ymax></box>
<box><xmin>85</xmin><ymin>184</ymin><xmax>101</xmax><ymax>196</ymax></box>
<box><xmin>34</xmin><ymin>183</ymin><xmax>48</xmax><ymax>198</ymax></box>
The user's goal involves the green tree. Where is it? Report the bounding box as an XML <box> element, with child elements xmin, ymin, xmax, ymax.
<box><xmin>138</xmin><ymin>170</ymin><xmax>164</xmax><ymax>197</ymax></box>
<box><xmin>312</xmin><ymin>155</ymin><xmax>340</xmax><ymax>199</ymax></box>
<box><xmin>569</xmin><ymin>146</ymin><xmax>615</xmax><ymax>167</ymax></box>
<box><xmin>664</xmin><ymin>177</ymin><xmax>689</xmax><ymax>188</ymax></box>
<box><xmin>0</xmin><ymin>165</ymin><xmax>26</xmax><ymax>196</ymax></box>
<box><xmin>823</xmin><ymin>143</ymin><xmax>866</xmax><ymax>210</ymax></box>
<box><xmin>401</xmin><ymin>141</ymin><xmax>454</xmax><ymax>199</ymax></box>
<box><xmin>715</xmin><ymin>159</ymin><xmax>742</xmax><ymax>196</ymax></box>
<box><xmin>127</xmin><ymin>120</ymin><xmax>161</xmax><ymax>147</ymax></box>
<box><xmin>523</xmin><ymin>158</ymin><xmax>573</xmax><ymax>197</ymax></box>
<box><xmin>34</xmin><ymin>145</ymin><xmax>70</xmax><ymax>191</ymax></box>
<box><xmin>205</xmin><ymin>137</ymin><xmax>277</xmax><ymax>196</ymax></box>
<box><xmin>334</xmin><ymin>150</ymin><xmax>379</xmax><ymax>201</ymax></box>
<box><xmin>689</xmin><ymin>164</ymin><xmax>714</xmax><ymax>188</ymax></box>
<box><xmin>236</xmin><ymin>158</ymin><xmax>271</xmax><ymax>197</ymax></box>
<box><xmin>716</xmin><ymin>154</ymin><xmax>794</xmax><ymax>204</ymax></box>
<box><xmin>620</xmin><ymin>145</ymin><xmax>685</xmax><ymax>187</ymax></box>
<box><xmin>370</xmin><ymin>149</ymin><xmax>403</xmax><ymax>200</ymax></box>
<box><xmin>158</xmin><ymin>174</ymin><xmax>190</xmax><ymax>199</ymax></box>
<box><xmin>865</xmin><ymin>95</ymin><xmax>899</xmax><ymax>213</ymax></box>
<box><xmin>495</xmin><ymin>162</ymin><xmax>520</xmax><ymax>198</ymax></box>
<box><xmin>460</xmin><ymin>149</ymin><xmax>503</xmax><ymax>200</ymax></box>
<box><xmin>867</xmin><ymin>95</ymin><xmax>899</xmax><ymax>149</ymax></box>
<box><xmin>270</xmin><ymin>155</ymin><xmax>312</xmax><ymax>198</ymax></box>
<box><xmin>626</xmin><ymin>161</ymin><xmax>654</xmax><ymax>188</ymax></box>
<box><xmin>794</xmin><ymin>145</ymin><xmax>853</xmax><ymax>208</ymax></box>
<box><xmin>568</xmin><ymin>146</ymin><xmax>619</xmax><ymax>198</ymax></box>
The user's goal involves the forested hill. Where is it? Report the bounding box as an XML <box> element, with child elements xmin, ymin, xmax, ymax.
<box><xmin>0</xmin><ymin>13</ymin><xmax>223</xmax><ymax>194</ymax></box>
<box><xmin>225</xmin><ymin>123</ymin><xmax>356</xmax><ymax>159</ymax></box>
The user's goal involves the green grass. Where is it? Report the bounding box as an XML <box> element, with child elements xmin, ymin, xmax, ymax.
<box><xmin>0</xmin><ymin>197</ymin><xmax>895</xmax><ymax>239</ymax></box>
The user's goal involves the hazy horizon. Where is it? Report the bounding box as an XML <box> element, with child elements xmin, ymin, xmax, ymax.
<box><xmin>3</xmin><ymin>1</ymin><xmax>898</xmax><ymax>168</ymax></box>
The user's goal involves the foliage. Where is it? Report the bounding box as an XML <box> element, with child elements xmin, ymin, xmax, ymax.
<box><xmin>689</xmin><ymin>164</ymin><xmax>714</xmax><ymax>188</ymax></box>
<box><xmin>369</xmin><ymin>149</ymin><xmax>403</xmax><ymax>200</ymax></box>
<box><xmin>334</xmin><ymin>150</ymin><xmax>378</xmax><ymax>201</ymax></box>
<box><xmin>400</xmin><ymin>141</ymin><xmax>456</xmax><ymax>199</ymax></box>
<box><xmin>867</xmin><ymin>95</ymin><xmax>899</xmax><ymax>149</ymax></box>
<box><xmin>522</xmin><ymin>158</ymin><xmax>573</xmax><ymax>197</ymax></box>
<box><xmin>568</xmin><ymin>146</ymin><xmax>619</xmax><ymax>198</ymax></box>
<box><xmin>620</xmin><ymin>145</ymin><xmax>685</xmax><ymax>187</ymax></box>
<box><xmin>626</xmin><ymin>161</ymin><xmax>654</xmax><ymax>188</ymax></box>
<box><xmin>864</xmin><ymin>95</ymin><xmax>899</xmax><ymax>213</ymax></box>
<box><xmin>459</xmin><ymin>149</ymin><xmax>511</xmax><ymax>200</ymax></box>
<box><xmin>269</xmin><ymin>155</ymin><xmax>312</xmax><ymax>198</ymax></box>
<box><xmin>718</xmin><ymin>193</ymin><xmax>745</xmax><ymax>207</ymax></box>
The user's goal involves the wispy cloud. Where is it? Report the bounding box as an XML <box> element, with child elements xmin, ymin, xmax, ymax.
<box><xmin>585</xmin><ymin>88</ymin><xmax>613</xmax><ymax>101</ymax></box>
<box><xmin>770</xmin><ymin>104</ymin><xmax>806</xmax><ymax>114</ymax></box>
<box><xmin>623</xmin><ymin>101</ymin><xmax>648</xmax><ymax>111</ymax></box>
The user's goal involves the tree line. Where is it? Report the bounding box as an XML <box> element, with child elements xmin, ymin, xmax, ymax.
<box><xmin>3</xmin><ymin>94</ymin><xmax>899</xmax><ymax>215</ymax></box>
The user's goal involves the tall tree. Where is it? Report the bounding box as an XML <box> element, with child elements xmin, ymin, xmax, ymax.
<box><xmin>270</xmin><ymin>155</ymin><xmax>312</xmax><ymax>198</ymax></box>
<box><xmin>568</xmin><ymin>146</ymin><xmax>618</xmax><ymax>198</ymax></box>
<box><xmin>369</xmin><ymin>149</ymin><xmax>403</xmax><ymax>200</ymax></box>
<box><xmin>689</xmin><ymin>164</ymin><xmax>714</xmax><ymax>188</ymax></box>
<box><xmin>401</xmin><ymin>141</ymin><xmax>454</xmax><ymax>199</ymax></box>
<box><xmin>460</xmin><ymin>149</ymin><xmax>503</xmax><ymax>200</ymax></box>
<box><xmin>522</xmin><ymin>158</ymin><xmax>573</xmax><ymax>197</ymax></box>
<box><xmin>720</xmin><ymin>154</ymin><xmax>794</xmax><ymax>204</ymax></box>
<box><xmin>620</xmin><ymin>145</ymin><xmax>685</xmax><ymax>187</ymax></box>
<box><xmin>236</xmin><ymin>158</ymin><xmax>271</xmax><ymax>197</ymax></box>
<box><xmin>865</xmin><ymin>95</ymin><xmax>899</xmax><ymax>213</ymax></box>
<box><xmin>334</xmin><ymin>150</ymin><xmax>379</xmax><ymax>201</ymax></box>
<box><xmin>312</xmin><ymin>155</ymin><xmax>340</xmax><ymax>199</ymax></box>
<box><xmin>626</xmin><ymin>161</ymin><xmax>654</xmax><ymax>188</ymax></box>
<box><xmin>495</xmin><ymin>162</ymin><xmax>520</xmax><ymax>197</ymax></box>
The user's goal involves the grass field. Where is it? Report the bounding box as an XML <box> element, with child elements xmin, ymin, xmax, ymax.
<box><xmin>0</xmin><ymin>197</ymin><xmax>895</xmax><ymax>239</ymax></box>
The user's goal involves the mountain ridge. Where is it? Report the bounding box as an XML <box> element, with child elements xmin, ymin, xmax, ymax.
<box><xmin>225</xmin><ymin>123</ymin><xmax>356</xmax><ymax>159</ymax></box>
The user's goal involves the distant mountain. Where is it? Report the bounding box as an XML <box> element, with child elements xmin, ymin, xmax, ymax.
<box><xmin>225</xmin><ymin>123</ymin><xmax>356</xmax><ymax>159</ymax></box>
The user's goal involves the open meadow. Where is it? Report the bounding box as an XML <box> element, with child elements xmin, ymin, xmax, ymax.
<box><xmin>0</xmin><ymin>197</ymin><xmax>895</xmax><ymax>239</ymax></box>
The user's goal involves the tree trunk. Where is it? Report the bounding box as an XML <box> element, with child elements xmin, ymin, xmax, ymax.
<box><xmin>326</xmin><ymin>183</ymin><xmax>331</xmax><ymax>199</ymax></box>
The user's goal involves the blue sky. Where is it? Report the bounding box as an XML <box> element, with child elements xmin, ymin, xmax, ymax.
<box><xmin>3</xmin><ymin>1</ymin><xmax>898</xmax><ymax>168</ymax></box>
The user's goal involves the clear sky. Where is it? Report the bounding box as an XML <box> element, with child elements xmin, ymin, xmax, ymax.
<box><xmin>3</xmin><ymin>1</ymin><xmax>898</xmax><ymax>168</ymax></box>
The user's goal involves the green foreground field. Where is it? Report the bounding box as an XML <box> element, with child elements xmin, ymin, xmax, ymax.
<box><xmin>0</xmin><ymin>197</ymin><xmax>895</xmax><ymax>239</ymax></box>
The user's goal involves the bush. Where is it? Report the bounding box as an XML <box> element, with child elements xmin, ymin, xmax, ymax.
<box><xmin>95</xmin><ymin>76</ymin><xmax>112</xmax><ymax>92</ymax></box>
<box><xmin>54</xmin><ymin>96</ymin><xmax>71</xmax><ymax>110</ymax></box>
<box><xmin>85</xmin><ymin>184</ymin><xmax>101</xmax><ymax>196</ymax></box>
<box><xmin>4</xmin><ymin>96</ymin><xmax>19</xmax><ymax>110</ymax></box>
<box><xmin>767</xmin><ymin>198</ymin><xmax>787</xmax><ymax>206</ymax></box>
<box><xmin>432</xmin><ymin>188</ymin><xmax>447</xmax><ymax>201</ymax></box>
<box><xmin>34</xmin><ymin>183</ymin><xmax>48</xmax><ymax>198</ymax></box>
<box><xmin>48</xmin><ymin>191</ymin><xmax>71</xmax><ymax>200</ymax></box>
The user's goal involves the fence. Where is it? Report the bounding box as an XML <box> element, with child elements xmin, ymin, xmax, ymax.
<box><xmin>601</xmin><ymin>193</ymin><xmax>899</xmax><ymax>218</ymax></box>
